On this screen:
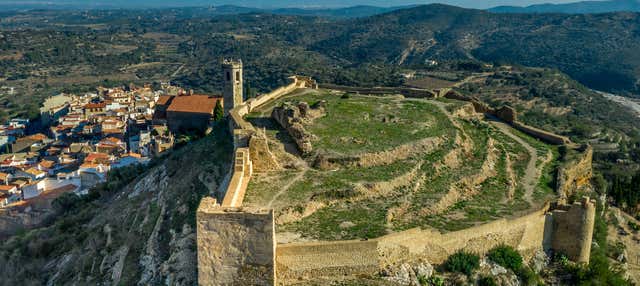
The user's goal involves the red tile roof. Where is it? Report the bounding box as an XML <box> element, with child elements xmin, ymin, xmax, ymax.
<box><xmin>85</xmin><ymin>153</ymin><xmax>110</xmax><ymax>163</ymax></box>
<box><xmin>167</xmin><ymin>95</ymin><xmax>221</xmax><ymax>114</ymax></box>
<box><xmin>157</xmin><ymin>95</ymin><xmax>174</xmax><ymax>106</ymax></box>
<box><xmin>85</xmin><ymin>102</ymin><xmax>107</xmax><ymax>109</ymax></box>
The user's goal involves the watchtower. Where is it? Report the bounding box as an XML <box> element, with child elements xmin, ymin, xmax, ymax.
<box><xmin>222</xmin><ymin>59</ymin><xmax>243</xmax><ymax>115</ymax></box>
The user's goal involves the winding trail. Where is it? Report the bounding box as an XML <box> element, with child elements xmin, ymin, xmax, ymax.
<box><xmin>266</xmin><ymin>169</ymin><xmax>307</xmax><ymax>208</ymax></box>
<box><xmin>490</xmin><ymin>121</ymin><xmax>538</xmax><ymax>204</ymax></box>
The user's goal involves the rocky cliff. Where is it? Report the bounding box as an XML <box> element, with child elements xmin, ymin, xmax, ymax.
<box><xmin>0</xmin><ymin>125</ymin><xmax>232</xmax><ymax>286</ymax></box>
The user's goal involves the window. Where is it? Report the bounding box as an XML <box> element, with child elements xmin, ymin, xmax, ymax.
<box><xmin>236</xmin><ymin>71</ymin><xmax>240</xmax><ymax>82</ymax></box>
<box><xmin>226</xmin><ymin>71</ymin><xmax>231</xmax><ymax>82</ymax></box>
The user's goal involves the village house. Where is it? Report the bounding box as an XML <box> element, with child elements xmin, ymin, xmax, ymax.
<box><xmin>16</xmin><ymin>167</ymin><xmax>47</xmax><ymax>181</ymax></box>
<box><xmin>84</xmin><ymin>102</ymin><xmax>107</xmax><ymax>118</ymax></box>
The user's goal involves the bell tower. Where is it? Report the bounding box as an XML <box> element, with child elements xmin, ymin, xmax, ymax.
<box><xmin>222</xmin><ymin>59</ymin><xmax>243</xmax><ymax>115</ymax></box>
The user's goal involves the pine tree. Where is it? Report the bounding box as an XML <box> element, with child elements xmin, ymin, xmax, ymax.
<box><xmin>213</xmin><ymin>100</ymin><xmax>224</xmax><ymax>121</ymax></box>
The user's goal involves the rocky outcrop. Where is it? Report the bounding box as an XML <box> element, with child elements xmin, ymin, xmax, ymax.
<box><xmin>556</xmin><ymin>146</ymin><xmax>593</xmax><ymax>201</ymax></box>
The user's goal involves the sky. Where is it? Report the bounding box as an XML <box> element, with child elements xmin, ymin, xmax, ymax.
<box><xmin>0</xmin><ymin>0</ymin><xmax>598</xmax><ymax>9</ymax></box>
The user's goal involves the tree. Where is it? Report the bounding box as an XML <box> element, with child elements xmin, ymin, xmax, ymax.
<box><xmin>213</xmin><ymin>100</ymin><xmax>224</xmax><ymax>122</ymax></box>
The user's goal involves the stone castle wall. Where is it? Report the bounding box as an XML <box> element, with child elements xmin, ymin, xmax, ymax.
<box><xmin>275</xmin><ymin>200</ymin><xmax>596</xmax><ymax>282</ymax></box>
<box><xmin>443</xmin><ymin>92</ymin><xmax>571</xmax><ymax>145</ymax></box>
<box><xmin>550</xmin><ymin>198</ymin><xmax>596</xmax><ymax>262</ymax></box>
<box><xmin>197</xmin><ymin>198</ymin><xmax>275</xmax><ymax>286</ymax></box>
<box><xmin>197</xmin><ymin>79</ymin><xmax>596</xmax><ymax>285</ymax></box>
<box><xmin>197</xmin><ymin>76</ymin><xmax>316</xmax><ymax>285</ymax></box>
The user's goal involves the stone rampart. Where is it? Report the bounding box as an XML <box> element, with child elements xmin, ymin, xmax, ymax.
<box><xmin>512</xmin><ymin>122</ymin><xmax>572</xmax><ymax>145</ymax></box>
<box><xmin>197</xmin><ymin>198</ymin><xmax>275</xmax><ymax>286</ymax></box>
<box><xmin>274</xmin><ymin>199</ymin><xmax>596</xmax><ymax>281</ymax></box>
<box><xmin>276</xmin><ymin>240</ymin><xmax>379</xmax><ymax>281</ymax></box>
<box><xmin>197</xmin><ymin>75</ymin><xmax>317</xmax><ymax>286</ymax></box>
<box><xmin>550</xmin><ymin>197</ymin><xmax>596</xmax><ymax>263</ymax></box>
<box><xmin>443</xmin><ymin>91</ymin><xmax>571</xmax><ymax>145</ymax></box>
<box><xmin>198</xmin><ymin>80</ymin><xmax>596</xmax><ymax>284</ymax></box>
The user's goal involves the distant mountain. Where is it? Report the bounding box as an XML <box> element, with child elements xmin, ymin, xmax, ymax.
<box><xmin>0</xmin><ymin>2</ymin><xmax>403</xmax><ymax>18</ymax></box>
<box><xmin>311</xmin><ymin>4</ymin><xmax>640</xmax><ymax>94</ymax></box>
<box><xmin>489</xmin><ymin>0</ymin><xmax>640</xmax><ymax>14</ymax></box>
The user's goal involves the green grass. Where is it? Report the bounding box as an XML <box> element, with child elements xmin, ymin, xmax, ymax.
<box><xmin>246</xmin><ymin>92</ymin><xmax>563</xmax><ymax>239</ymax></box>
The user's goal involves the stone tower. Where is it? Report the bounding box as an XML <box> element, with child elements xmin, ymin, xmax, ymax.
<box><xmin>222</xmin><ymin>59</ymin><xmax>244</xmax><ymax>115</ymax></box>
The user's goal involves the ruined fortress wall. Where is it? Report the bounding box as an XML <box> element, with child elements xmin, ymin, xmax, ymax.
<box><xmin>197</xmin><ymin>198</ymin><xmax>275</xmax><ymax>286</ymax></box>
<box><xmin>556</xmin><ymin>146</ymin><xmax>594</xmax><ymax>200</ymax></box>
<box><xmin>247</xmin><ymin>76</ymin><xmax>312</xmax><ymax>112</ymax></box>
<box><xmin>198</xmin><ymin>76</ymin><xmax>316</xmax><ymax>286</ymax></box>
<box><xmin>550</xmin><ymin>198</ymin><xmax>596</xmax><ymax>263</ymax></box>
<box><xmin>274</xmin><ymin>206</ymin><xmax>550</xmax><ymax>281</ymax></box>
<box><xmin>274</xmin><ymin>201</ymin><xmax>596</xmax><ymax>281</ymax></box>
<box><xmin>319</xmin><ymin>84</ymin><xmax>437</xmax><ymax>99</ymax></box>
<box><xmin>512</xmin><ymin>122</ymin><xmax>571</xmax><ymax>145</ymax></box>
<box><xmin>276</xmin><ymin>240</ymin><xmax>379</xmax><ymax>281</ymax></box>
<box><xmin>378</xmin><ymin>205</ymin><xmax>550</xmax><ymax>265</ymax></box>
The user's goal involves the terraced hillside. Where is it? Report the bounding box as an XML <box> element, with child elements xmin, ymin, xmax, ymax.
<box><xmin>243</xmin><ymin>89</ymin><xmax>559</xmax><ymax>242</ymax></box>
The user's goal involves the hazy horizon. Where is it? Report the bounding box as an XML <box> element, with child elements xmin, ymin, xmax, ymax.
<box><xmin>0</xmin><ymin>0</ymin><xmax>599</xmax><ymax>9</ymax></box>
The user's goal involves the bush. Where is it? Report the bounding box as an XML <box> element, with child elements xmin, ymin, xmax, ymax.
<box><xmin>444</xmin><ymin>250</ymin><xmax>480</xmax><ymax>275</ymax></box>
<box><xmin>487</xmin><ymin>245</ymin><xmax>523</xmax><ymax>272</ymax></box>
<box><xmin>517</xmin><ymin>266</ymin><xmax>543</xmax><ymax>286</ymax></box>
<box><xmin>478</xmin><ymin>276</ymin><xmax>497</xmax><ymax>286</ymax></box>
<box><xmin>425</xmin><ymin>276</ymin><xmax>444</xmax><ymax>286</ymax></box>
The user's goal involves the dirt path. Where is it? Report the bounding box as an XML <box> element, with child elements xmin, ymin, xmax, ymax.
<box><xmin>452</xmin><ymin>72</ymin><xmax>494</xmax><ymax>88</ymax></box>
<box><xmin>490</xmin><ymin>121</ymin><xmax>538</xmax><ymax>204</ymax></box>
<box><xmin>266</xmin><ymin>169</ymin><xmax>307</xmax><ymax>208</ymax></box>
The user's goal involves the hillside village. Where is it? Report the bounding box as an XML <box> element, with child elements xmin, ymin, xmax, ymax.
<box><xmin>0</xmin><ymin>80</ymin><xmax>224</xmax><ymax>231</ymax></box>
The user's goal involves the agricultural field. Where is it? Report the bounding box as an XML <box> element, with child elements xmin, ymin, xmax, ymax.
<box><xmin>243</xmin><ymin>89</ymin><xmax>559</xmax><ymax>242</ymax></box>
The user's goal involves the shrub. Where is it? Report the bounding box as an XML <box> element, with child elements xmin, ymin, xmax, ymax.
<box><xmin>425</xmin><ymin>276</ymin><xmax>444</xmax><ymax>286</ymax></box>
<box><xmin>628</xmin><ymin>221</ymin><xmax>640</xmax><ymax>232</ymax></box>
<box><xmin>478</xmin><ymin>276</ymin><xmax>497</xmax><ymax>286</ymax></box>
<box><xmin>517</xmin><ymin>266</ymin><xmax>544</xmax><ymax>286</ymax></box>
<box><xmin>487</xmin><ymin>245</ymin><xmax>523</xmax><ymax>272</ymax></box>
<box><xmin>444</xmin><ymin>250</ymin><xmax>480</xmax><ymax>275</ymax></box>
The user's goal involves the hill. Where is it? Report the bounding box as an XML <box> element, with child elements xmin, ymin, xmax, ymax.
<box><xmin>312</xmin><ymin>4</ymin><xmax>640</xmax><ymax>95</ymax></box>
<box><xmin>0</xmin><ymin>127</ymin><xmax>232</xmax><ymax>285</ymax></box>
<box><xmin>242</xmin><ymin>89</ymin><xmax>559</xmax><ymax>240</ymax></box>
<box><xmin>490</xmin><ymin>0</ymin><xmax>640</xmax><ymax>14</ymax></box>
